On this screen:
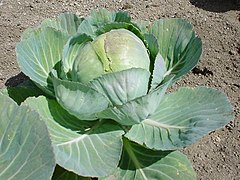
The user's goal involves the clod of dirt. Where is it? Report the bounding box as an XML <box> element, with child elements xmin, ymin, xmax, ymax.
<box><xmin>225</xmin><ymin>121</ymin><xmax>235</xmax><ymax>131</ymax></box>
<box><xmin>122</xmin><ymin>2</ymin><xmax>133</xmax><ymax>10</ymax></box>
<box><xmin>233</xmin><ymin>83</ymin><xmax>240</xmax><ymax>88</ymax></box>
<box><xmin>229</xmin><ymin>50</ymin><xmax>238</xmax><ymax>55</ymax></box>
<box><xmin>192</xmin><ymin>67</ymin><xmax>214</xmax><ymax>76</ymax></box>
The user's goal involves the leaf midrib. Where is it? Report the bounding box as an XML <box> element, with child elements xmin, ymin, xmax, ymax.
<box><xmin>143</xmin><ymin>119</ymin><xmax>187</xmax><ymax>130</ymax></box>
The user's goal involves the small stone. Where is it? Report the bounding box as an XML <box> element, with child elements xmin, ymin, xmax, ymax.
<box><xmin>229</xmin><ymin>50</ymin><xmax>237</xmax><ymax>55</ymax></box>
<box><xmin>122</xmin><ymin>3</ymin><xmax>133</xmax><ymax>9</ymax></box>
<box><xmin>215</xmin><ymin>136</ymin><xmax>221</xmax><ymax>142</ymax></box>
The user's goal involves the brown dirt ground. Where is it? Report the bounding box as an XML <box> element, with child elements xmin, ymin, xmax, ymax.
<box><xmin>0</xmin><ymin>0</ymin><xmax>239</xmax><ymax>179</ymax></box>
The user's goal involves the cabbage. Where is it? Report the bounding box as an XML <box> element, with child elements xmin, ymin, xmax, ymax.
<box><xmin>0</xmin><ymin>9</ymin><xmax>233</xmax><ymax>179</ymax></box>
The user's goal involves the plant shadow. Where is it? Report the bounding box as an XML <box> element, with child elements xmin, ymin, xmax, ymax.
<box><xmin>119</xmin><ymin>138</ymin><xmax>173</xmax><ymax>171</ymax></box>
<box><xmin>190</xmin><ymin>0</ymin><xmax>240</xmax><ymax>12</ymax></box>
<box><xmin>4</xmin><ymin>72</ymin><xmax>29</xmax><ymax>87</ymax></box>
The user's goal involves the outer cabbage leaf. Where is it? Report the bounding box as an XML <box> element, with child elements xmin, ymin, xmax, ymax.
<box><xmin>21</xmin><ymin>12</ymin><xmax>82</xmax><ymax>40</ymax></box>
<box><xmin>24</xmin><ymin>96</ymin><xmax>124</xmax><ymax>177</ymax></box>
<box><xmin>104</xmin><ymin>138</ymin><xmax>196</xmax><ymax>180</ymax></box>
<box><xmin>133</xmin><ymin>20</ymin><xmax>150</xmax><ymax>34</ymax></box>
<box><xmin>98</xmin><ymin>77</ymin><xmax>173</xmax><ymax>125</ymax></box>
<box><xmin>52</xmin><ymin>74</ymin><xmax>109</xmax><ymax>120</ymax></box>
<box><xmin>78</xmin><ymin>9</ymin><xmax>131</xmax><ymax>38</ymax></box>
<box><xmin>149</xmin><ymin>18</ymin><xmax>202</xmax><ymax>80</ymax></box>
<box><xmin>16</xmin><ymin>27</ymin><xmax>69</xmax><ymax>96</ymax></box>
<box><xmin>150</xmin><ymin>53</ymin><xmax>167</xmax><ymax>91</ymax></box>
<box><xmin>89</xmin><ymin>68</ymin><xmax>150</xmax><ymax>106</ymax></box>
<box><xmin>0</xmin><ymin>94</ymin><xmax>55</xmax><ymax>180</ymax></box>
<box><xmin>144</xmin><ymin>34</ymin><xmax>159</xmax><ymax>63</ymax></box>
<box><xmin>42</xmin><ymin>12</ymin><xmax>83</xmax><ymax>36</ymax></box>
<box><xmin>125</xmin><ymin>87</ymin><xmax>233</xmax><ymax>150</ymax></box>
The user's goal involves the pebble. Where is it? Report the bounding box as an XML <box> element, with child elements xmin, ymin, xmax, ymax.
<box><xmin>229</xmin><ymin>50</ymin><xmax>237</xmax><ymax>55</ymax></box>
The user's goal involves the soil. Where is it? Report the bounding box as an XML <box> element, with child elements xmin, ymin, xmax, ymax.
<box><xmin>0</xmin><ymin>0</ymin><xmax>239</xmax><ymax>179</ymax></box>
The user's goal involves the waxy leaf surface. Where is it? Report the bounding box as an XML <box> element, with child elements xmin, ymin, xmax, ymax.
<box><xmin>125</xmin><ymin>87</ymin><xmax>233</xmax><ymax>150</ymax></box>
<box><xmin>149</xmin><ymin>18</ymin><xmax>202</xmax><ymax>80</ymax></box>
<box><xmin>25</xmin><ymin>96</ymin><xmax>124</xmax><ymax>177</ymax></box>
<box><xmin>16</xmin><ymin>27</ymin><xmax>69</xmax><ymax>95</ymax></box>
<box><xmin>106</xmin><ymin>139</ymin><xmax>196</xmax><ymax>180</ymax></box>
<box><xmin>52</xmin><ymin>75</ymin><xmax>109</xmax><ymax>120</ymax></box>
<box><xmin>0</xmin><ymin>94</ymin><xmax>55</xmax><ymax>180</ymax></box>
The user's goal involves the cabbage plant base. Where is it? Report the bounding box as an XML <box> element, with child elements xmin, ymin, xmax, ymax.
<box><xmin>0</xmin><ymin>9</ymin><xmax>233</xmax><ymax>180</ymax></box>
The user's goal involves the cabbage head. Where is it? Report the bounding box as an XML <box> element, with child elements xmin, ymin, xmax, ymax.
<box><xmin>71</xmin><ymin>29</ymin><xmax>150</xmax><ymax>83</ymax></box>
